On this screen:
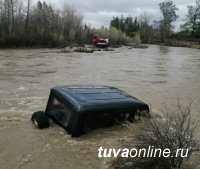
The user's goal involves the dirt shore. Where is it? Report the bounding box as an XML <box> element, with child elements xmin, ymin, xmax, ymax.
<box><xmin>163</xmin><ymin>40</ymin><xmax>200</xmax><ymax>49</ymax></box>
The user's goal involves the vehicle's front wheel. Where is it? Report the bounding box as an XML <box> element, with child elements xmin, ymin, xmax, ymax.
<box><xmin>31</xmin><ymin>111</ymin><xmax>49</xmax><ymax>129</ymax></box>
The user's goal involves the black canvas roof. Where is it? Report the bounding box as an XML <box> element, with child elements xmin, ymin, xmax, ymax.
<box><xmin>51</xmin><ymin>86</ymin><xmax>149</xmax><ymax>113</ymax></box>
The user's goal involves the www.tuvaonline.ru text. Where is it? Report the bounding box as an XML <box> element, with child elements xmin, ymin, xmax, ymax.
<box><xmin>98</xmin><ymin>146</ymin><xmax>189</xmax><ymax>158</ymax></box>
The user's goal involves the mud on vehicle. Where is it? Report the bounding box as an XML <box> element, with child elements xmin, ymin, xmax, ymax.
<box><xmin>31</xmin><ymin>86</ymin><xmax>149</xmax><ymax>137</ymax></box>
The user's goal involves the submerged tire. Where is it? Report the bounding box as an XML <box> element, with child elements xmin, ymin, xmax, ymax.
<box><xmin>31</xmin><ymin>111</ymin><xmax>49</xmax><ymax>129</ymax></box>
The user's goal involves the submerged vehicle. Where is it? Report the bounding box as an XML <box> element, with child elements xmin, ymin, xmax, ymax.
<box><xmin>31</xmin><ymin>86</ymin><xmax>149</xmax><ymax>137</ymax></box>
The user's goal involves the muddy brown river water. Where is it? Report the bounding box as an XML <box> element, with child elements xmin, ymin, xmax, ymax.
<box><xmin>0</xmin><ymin>45</ymin><xmax>200</xmax><ymax>169</ymax></box>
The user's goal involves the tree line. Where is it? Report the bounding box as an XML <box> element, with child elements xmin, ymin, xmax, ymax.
<box><xmin>0</xmin><ymin>0</ymin><xmax>199</xmax><ymax>47</ymax></box>
<box><xmin>0</xmin><ymin>0</ymin><xmax>90</xmax><ymax>47</ymax></box>
<box><xmin>110</xmin><ymin>0</ymin><xmax>200</xmax><ymax>43</ymax></box>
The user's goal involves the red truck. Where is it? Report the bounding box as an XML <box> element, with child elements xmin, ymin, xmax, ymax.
<box><xmin>92</xmin><ymin>35</ymin><xmax>108</xmax><ymax>47</ymax></box>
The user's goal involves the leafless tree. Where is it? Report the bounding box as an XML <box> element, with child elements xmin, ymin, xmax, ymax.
<box><xmin>139</xmin><ymin>12</ymin><xmax>153</xmax><ymax>43</ymax></box>
<box><xmin>159</xmin><ymin>0</ymin><xmax>179</xmax><ymax>42</ymax></box>
<box><xmin>111</xmin><ymin>102</ymin><xmax>199</xmax><ymax>169</ymax></box>
<box><xmin>25</xmin><ymin>0</ymin><xmax>31</xmax><ymax>33</ymax></box>
<box><xmin>181</xmin><ymin>0</ymin><xmax>200</xmax><ymax>35</ymax></box>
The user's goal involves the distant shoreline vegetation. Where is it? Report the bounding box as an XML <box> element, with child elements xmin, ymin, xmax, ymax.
<box><xmin>0</xmin><ymin>0</ymin><xmax>199</xmax><ymax>48</ymax></box>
